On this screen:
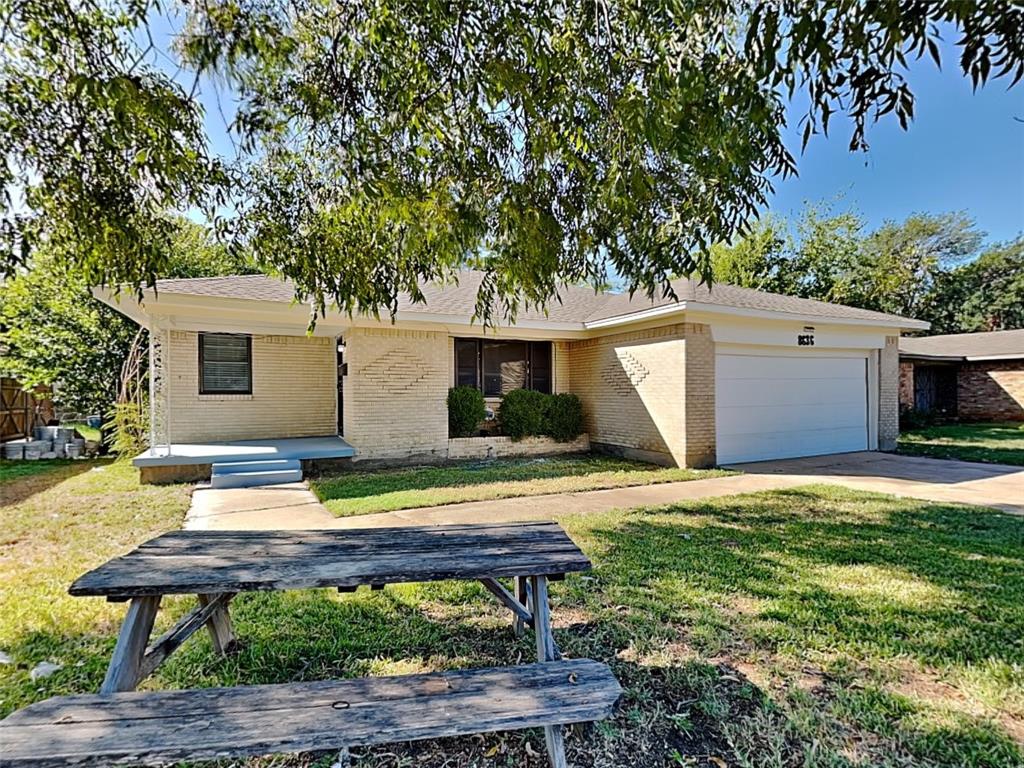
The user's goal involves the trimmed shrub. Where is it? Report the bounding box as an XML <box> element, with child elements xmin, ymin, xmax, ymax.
<box><xmin>544</xmin><ymin>393</ymin><xmax>584</xmax><ymax>441</ymax></box>
<box><xmin>447</xmin><ymin>386</ymin><xmax>486</xmax><ymax>437</ymax></box>
<box><xmin>498</xmin><ymin>388</ymin><xmax>547</xmax><ymax>440</ymax></box>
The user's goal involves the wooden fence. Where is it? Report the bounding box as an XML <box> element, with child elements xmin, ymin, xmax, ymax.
<box><xmin>1</xmin><ymin>377</ymin><xmax>55</xmax><ymax>441</ymax></box>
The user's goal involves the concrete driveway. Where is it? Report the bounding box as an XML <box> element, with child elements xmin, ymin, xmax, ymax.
<box><xmin>730</xmin><ymin>451</ymin><xmax>1024</xmax><ymax>516</ymax></box>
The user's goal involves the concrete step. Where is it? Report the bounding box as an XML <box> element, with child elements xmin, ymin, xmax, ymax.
<box><xmin>212</xmin><ymin>458</ymin><xmax>302</xmax><ymax>474</ymax></box>
<box><xmin>211</xmin><ymin>459</ymin><xmax>304</xmax><ymax>489</ymax></box>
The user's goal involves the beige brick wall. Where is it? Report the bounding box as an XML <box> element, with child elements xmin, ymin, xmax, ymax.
<box><xmin>879</xmin><ymin>336</ymin><xmax>900</xmax><ymax>450</ymax></box>
<box><xmin>567</xmin><ymin>324</ymin><xmax>689</xmax><ymax>466</ymax></box>
<box><xmin>165</xmin><ymin>331</ymin><xmax>336</xmax><ymax>443</ymax></box>
<box><xmin>553</xmin><ymin>341</ymin><xmax>571</xmax><ymax>393</ymax></box>
<box><xmin>343</xmin><ymin>327</ymin><xmax>449</xmax><ymax>461</ymax></box>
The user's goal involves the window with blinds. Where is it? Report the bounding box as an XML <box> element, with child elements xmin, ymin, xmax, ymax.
<box><xmin>199</xmin><ymin>333</ymin><xmax>252</xmax><ymax>394</ymax></box>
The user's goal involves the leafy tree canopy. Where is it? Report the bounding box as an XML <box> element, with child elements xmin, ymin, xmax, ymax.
<box><xmin>2</xmin><ymin>1</ymin><xmax>1022</xmax><ymax>322</ymax></box>
<box><xmin>0</xmin><ymin>219</ymin><xmax>253</xmax><ymax>414</ymax></box>
<box><xmin>712</xmin><ymin>203</ymin><xmax>1023</xmax><ymax>334</ymax></box>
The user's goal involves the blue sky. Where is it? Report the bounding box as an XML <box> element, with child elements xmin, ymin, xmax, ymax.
<box><xmin>770</xmin><ymin>42</ymin><xmax>1024</xmax><ymax>245</ymax></box>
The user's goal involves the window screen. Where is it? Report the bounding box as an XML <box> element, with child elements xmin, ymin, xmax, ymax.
<box><xmin>454</xmin><ymin>339</ymin><xmax>479</xmax><ymax>388</ymax></box>
<box><xmin>529</xmin><ymin>341</ymin><xmax>552</xmax><ymax>394</ymax></box>
<box><xmin>199</xmin><ymin>333</ymin><xmax>252</xmax><ymax>394</ymax></box>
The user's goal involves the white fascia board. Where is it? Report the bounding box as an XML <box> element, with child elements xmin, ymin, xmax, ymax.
<box><xmin>585</xmin><ymin>299</ymin><xmax>929</xmax><ymax>331</ymax></box>
<box><xmin>964</xmin><ymin>353</ymin><xmax>1024</xmax><ymax>362</ymax></box>
<box><xmin>683</xmin><ymin>301</ymin><xmax>930</xmax><ymax>330</ymax></box>
<box><xmin>101</xmin><ymin>288</ymin><xmax>588</xmax><ymax>338</ymax></box>
<box><xmin>91</xmin><ymin>286</ymin><xmax>151</xmax><ymax>329</ymax></box>
<box><xmin>583</xmin><ymin>302</ymin><xmax>686</xmax><ymax>329</ymax></box>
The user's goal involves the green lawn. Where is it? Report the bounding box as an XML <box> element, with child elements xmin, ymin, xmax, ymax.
<box><xmin>2</xmin><ymin>462</ymin><xmax>1022</xmax><ymax>766</ymax></box>
<box><xmin>898</xmin><ymin>421</ymin><xmax>1024</xmax><ymax>466</ymax></box>
<box><xmin>312</xmin><ymin>454</ymin><xmax>729</xmax><ymax>516</ymax></box>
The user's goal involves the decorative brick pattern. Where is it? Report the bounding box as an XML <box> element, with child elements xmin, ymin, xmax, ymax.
<box><xmin>958</xmin><ymin>361</ymin><xmax>1024</xmax><ymax>421</ymax></box>
<box><xmin>600</xmin><ymin>350</ymin><xmax>650</xmax><ymax>395</ymax></box>
<box><xmin>878</xmin><ymin>336</ymin><xmax>900</xmax><ymax>450</ymax></box>
<box><xmin>343</xmin><ymin>327</ymin><xmax>449</xmax><ymax>461</ymax></box>
<box><xmin>165</xmin><ymin>332</ymin><xmax>336</xmax><ymax>443</ymax></box>
<box><xmin>357</xmin><ymin>348</ymin><xmax>436</xmax><ymax>394</ymax></box>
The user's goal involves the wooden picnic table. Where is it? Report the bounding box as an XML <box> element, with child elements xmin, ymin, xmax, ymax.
<box><xmin>43</xmin><ymin>520</ymin><xmax>602</xmax><ymax>767</ymax></box>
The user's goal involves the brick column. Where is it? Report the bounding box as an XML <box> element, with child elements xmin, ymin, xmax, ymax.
<box><xmin>878</xmin><ymin>336</ymin><xmax>900</xmax><ymax>451</ymax></box>
<box><xmin>682</xmin><ymin>323</ymin><xmax>717</xmax><ymax>467</ymax></box>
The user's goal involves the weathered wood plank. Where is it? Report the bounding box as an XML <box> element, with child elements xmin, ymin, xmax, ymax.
<box><xmin>100</xmin><ymin>595</ymin><xmax>161</xmax><ymax>695</ymax></box>
<box><xmin>531</xmin><ymin>575</ymin><xmax>567</xmax><ymax>768</ymax></box>
<box><xmin>197</xmin><ymin>593</ymin><xmax>236</xmax><ymax>655</ymax></box>
<box><xmin>0</xmin><ymin>660</ymin><xmax>622</xmax><ymax>768</ymax></box>
<box><xmin>137</xmin><ymin>593</ymin><xmax>232</xmax><ymax>680</ymax></box>
<box><xmin>515</xmin><ymin>575</ymin><xmax>531</xmax><ymax>638</ymax></box>
<box><xmin>480</xmin><ymin>578</ymin><xmax>534</xmax><ymax>629</ymax></box>
<box><xmin>70</xmin><ymin>523</ymin><xmax>589</xmax><ymax>599</ymax></box>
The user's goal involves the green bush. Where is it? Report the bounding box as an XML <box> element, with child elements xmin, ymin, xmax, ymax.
<box><xmin>544</xmin><ymin>393</ymin><xmax>584</xmax><ymax>441</ymax></box>
<box><xmin>447</xmin><ymin>385</ymin><xmax>486</xmax><ymax>437</ymax></box>
<box><xmin>498</xmin><ymin>388</ymin><xmax>547</xmax><ymax>440</ymax></box>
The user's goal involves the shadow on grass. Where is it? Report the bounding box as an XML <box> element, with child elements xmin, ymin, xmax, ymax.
<box><xmin>0</xmin><ymin>459</ymin><xmax>103</xmax><ymax>507</ymax></box>
<box><xmin>312</xmin><ymin>455</ymin><xmax>672</xmax><ymax>503</ymax></box>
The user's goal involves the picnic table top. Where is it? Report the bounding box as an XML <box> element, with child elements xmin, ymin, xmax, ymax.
<box><xmin>70</xmin><ymin>521</ymin><xmax>591</xmax><ymax>599</ymax></box>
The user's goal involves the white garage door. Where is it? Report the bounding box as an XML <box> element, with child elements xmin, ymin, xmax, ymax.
<box><xmin>715</xmin><ymin>352</ymin><xmax>869</xmax><ymax>464</ymax></box>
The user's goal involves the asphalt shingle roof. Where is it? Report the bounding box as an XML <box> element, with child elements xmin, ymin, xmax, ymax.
<box><xmin>899</xmin><ymin>329</ymin><xmax>1024</xmax><ymax>360</ymax></box>
<box><xmin>151</xmin><ymin>271</ymin><xmax>920</xmax><ymax>327</ymax></box>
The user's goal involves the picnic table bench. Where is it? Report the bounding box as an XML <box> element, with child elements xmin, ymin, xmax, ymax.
<box><xmin>0</xmin><ymin>522</ymin><xmax>621</xmax><ymax>768</ymax></box>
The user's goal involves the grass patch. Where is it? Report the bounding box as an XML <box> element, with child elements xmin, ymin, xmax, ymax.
<box><xmin>898</xmin><ymin>421</ymin><xmax>1024</xmax><ymax>466</ymax></box>
<box><xmin>0</xmin><ymin>458</ymin><xmax>82</xmax><ymax>484</ymax></box>
<box><xmin>312</xmin><ymin>454</ymin><xmax>730</xmax><ymax>516</ymax></box>
<box><xmin>2</xmin><ymin>465</ymin><xmax>1022</xmax><ymax>767</ymax></box>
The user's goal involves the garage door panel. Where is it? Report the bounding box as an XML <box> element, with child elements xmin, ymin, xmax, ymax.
<box><xmin>719</xmin><ymin>427</ymin><xmax>869</xmax><ymax>463</ymax></box>
<box><xmin>717</xmin><ymin>402</ymin><xmax>867</xmax><ymax>436</ymax></box>
<box><xmin>715</xmin><ymin>352</ymin><xmax>869</xmax><ymax>464</ymax></box>
<box><xmin>717</xmin><ymin>377</ymin><xmax>866</xmax><ymax>409</ymax></box>
<box><xmin>717</xmin><ymin>355</ymin><xmax>866</xmax><ymax>381</ymax></box>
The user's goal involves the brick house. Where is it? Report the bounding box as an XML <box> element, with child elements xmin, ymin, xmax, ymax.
<box><xmin>94</xmin><ymin>272</ymin><xmax>926</xmax><ymax>484</ymax></box>
<box><xmin>899</xmin><ymin>329</ymin><xmax>1024</xmax><ymax>422</ymax></box>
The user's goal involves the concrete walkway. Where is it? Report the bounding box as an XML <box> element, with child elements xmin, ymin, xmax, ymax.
<box><xmin>185</xmin><ymin>482</ymin><xmax>335</xmax><ymax>530</ymax></box>
<box><xmin>183</xmin><ymin>451</ymin><xmax>1023</xmax><ymax>531</ymax></box>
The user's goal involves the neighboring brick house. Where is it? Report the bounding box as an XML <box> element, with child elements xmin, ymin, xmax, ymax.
<box><xmin>95</xmin><ymin>272</ymin><xmax>926</xmax><ymax>482</ymax></box>
<box><xmin>899</xmin><ymin>329</ymin><xmax>1024</xmax><ymax>422</ymax></box>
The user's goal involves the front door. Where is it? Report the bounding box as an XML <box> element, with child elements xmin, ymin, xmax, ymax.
<box><xmin>337</xmin><ymin>338</ymin><xmax>345</xmax><ymax>435</ymax></box>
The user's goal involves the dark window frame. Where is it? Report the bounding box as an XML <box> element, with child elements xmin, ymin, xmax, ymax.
<box><xmin>199</xmin><ymin>333</ymin><xmax>253</xmax><ymax>395</ymax></box>
<box><xmin>453</xmin><ymin>338</ymin><xmax>552</xmax><ymax>396</ymax></box>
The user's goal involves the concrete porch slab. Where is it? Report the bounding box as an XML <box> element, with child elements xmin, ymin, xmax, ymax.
<box><xmin>134</xmin><ymin>435</ymin><xmax>355</xmax><ymax>468</ymax></box>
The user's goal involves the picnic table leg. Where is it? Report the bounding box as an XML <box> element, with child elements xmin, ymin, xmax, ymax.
<box><xmin>100</xmin><ymin>594</ymin><xmax>161</xmax><ymax>694</ymax></box>
<box><xmin>530</xmin><ymin>575</ymin><xmax>568</xmax><ymax>768</ymax></box>
<box><xmin>197</xmin><ymin>593</ymin><xmax>237</xmax><ymax>655</ymax></box>
<box><xmin>514</xmin><ymin>576</ymin><xmax>531</xmax><ymax>638</ymax></box>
